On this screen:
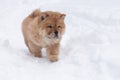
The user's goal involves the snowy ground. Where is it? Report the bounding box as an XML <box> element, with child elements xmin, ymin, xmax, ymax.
<box><xmin>0</xmin><ymin>0</ymin><xmax>120</xmax><ymax>80</ymax></box>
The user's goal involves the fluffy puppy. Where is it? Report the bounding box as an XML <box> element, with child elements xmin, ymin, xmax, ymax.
<box><xmin>22</xmin><ymin>9</ymin><xmax>66</xmax><ymax>62</ymax></box>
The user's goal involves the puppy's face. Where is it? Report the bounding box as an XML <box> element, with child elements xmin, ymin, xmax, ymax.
<box><xmin>38</xmin><ymin>11</ymin><xmax>66</xmax><ymax>41</ymax></box>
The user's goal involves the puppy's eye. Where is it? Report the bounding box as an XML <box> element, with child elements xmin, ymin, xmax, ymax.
<box><xmin>48</xmin><ymin>25</ymin><xmax>52</xmax><ymax>28</ymax></box>
<box><xmin>58</xmin><ymin>26</ymin><xmax>61</xmax><ymax>28</ymax></box>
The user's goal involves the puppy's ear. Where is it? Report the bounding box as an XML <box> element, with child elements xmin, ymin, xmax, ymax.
<box><xmin>38</xmin><ymin>12</ymin><xmax>49</xmax><ymax>23</ymax></box>
<box><xmin>60</xmin><ymin>14</ymin><xmax>66</xmax><ymax>20</ymax></box>
<box><xmin>41</xmin><ymin>16</ymin><xmax>45</xmax><ymax>20</ymax></box>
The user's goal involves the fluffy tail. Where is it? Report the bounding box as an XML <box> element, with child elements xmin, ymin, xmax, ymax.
<box><xmin>29</xmin><ymin>9</ymin><xmax>41</xmax><ymax>18</ymax></box>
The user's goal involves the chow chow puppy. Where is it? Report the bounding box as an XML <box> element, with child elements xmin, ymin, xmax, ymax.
<box><xmin>22</xmin><ymin>9</ymin><xmax>66</xmax><ymax>62</ymax></box>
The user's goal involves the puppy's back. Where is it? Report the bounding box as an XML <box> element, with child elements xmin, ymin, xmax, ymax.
<box><xmin>22</xmin><ymin>9</ymin><xmax>41</xmax><ymax>28</ymax></box>
<box><xmin>22</xmin><ymin>9</ymin><xmax>41</xmax><ymax>46</ymax></box>
<box><xmin>29</xmin><ymin>9</ymin><xmax>41</xmax><ymax>18</ymax></box>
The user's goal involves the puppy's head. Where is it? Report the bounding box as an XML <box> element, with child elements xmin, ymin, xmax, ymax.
<box><xmin>38</xmin><ymin>11</ymin><xmax>66</xmax><ymax>41</ymax></box>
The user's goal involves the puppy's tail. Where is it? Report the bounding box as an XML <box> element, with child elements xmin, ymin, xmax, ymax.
<box><xmin>29</xmin><ymin>9</ymin><xmax>41</xmax><ymax>18</ymax></box>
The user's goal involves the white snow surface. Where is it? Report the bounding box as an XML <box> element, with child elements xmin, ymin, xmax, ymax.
<box><xmin>0</xmin><ymin>0</ymin><xmax>120</xmax><ymax>80</ymax></box>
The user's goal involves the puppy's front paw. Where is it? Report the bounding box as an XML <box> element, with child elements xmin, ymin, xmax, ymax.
<box><xmin>49</xmin><ymin>55</ymin><xmax>59</xmax><ymax>62</ymax></box>
<box><xmin>33</xmin><ymin>53</ymin><xmax>42</xmax><ymax>58</ymax></box>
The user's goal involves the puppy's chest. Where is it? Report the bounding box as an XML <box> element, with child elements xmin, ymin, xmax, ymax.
<box><xmin>39</xmin><ymin>38</ymin><xmax>52</xmax><ymax>48</ymax></box>
<box><xmin>32</xmin><ymin>34</ymin><xmax>59</xmax><ymax>47</ymax></box>
<box><xmin>39</xmin><ymin>38</ymin><xmax>59</xmax><ymax>48</ymax></box>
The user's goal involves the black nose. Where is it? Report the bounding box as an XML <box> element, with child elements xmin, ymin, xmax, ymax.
<box><xmin>54</xmin><ymin>31</ymin><xmax>58</xmax><ymax>37</ymax></box>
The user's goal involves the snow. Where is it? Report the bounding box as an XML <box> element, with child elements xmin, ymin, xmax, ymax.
<box><xmin>0</xmin><ymin>0</ymin><xmax>120</xmax><ymax>80</ymax></box>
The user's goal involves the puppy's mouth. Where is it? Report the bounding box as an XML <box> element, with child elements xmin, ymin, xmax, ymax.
<box><xmin>47</xmin><ymin>36</ymin><xmax>59</xmax><ymax>39</ymax></box>
<box><xmin>47</xmin><ymin>31</ymin><xmax>60</xmax><ymax>40</ymax></box>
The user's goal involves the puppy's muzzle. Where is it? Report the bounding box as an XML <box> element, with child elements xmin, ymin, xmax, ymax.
<box><xmin>54</xmin><ymin>31</ymin><xmax>58</xmax><ymax>38</ymax></box>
